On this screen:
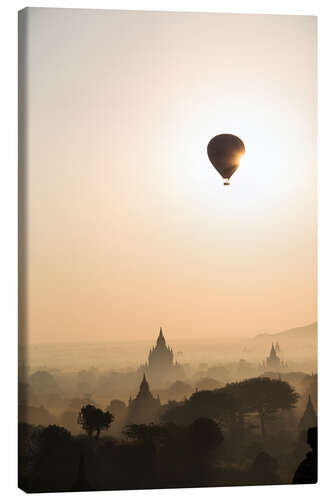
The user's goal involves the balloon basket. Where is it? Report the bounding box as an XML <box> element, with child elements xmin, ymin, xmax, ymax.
<box><xmin>223</xmin><ymin>180</ymin><xmax>230</xmax><ymax>186</ymax></box>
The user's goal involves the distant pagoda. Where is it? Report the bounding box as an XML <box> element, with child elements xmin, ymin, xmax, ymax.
<box><xmin>128</xmin><ymin>374</ymin><xmax>160</xmax><ymax>424</ymax></box>
<box><xmin>266</xmin><ymin>343</ymin><xmax>281</xmax><ymax>371</ymax></box>
<box><xmin>259</xmin><ymin>343</ymin><xmax>288</xmax><ymax>373</ymax></box>
<box><xmin>298</xmin><ymin>395</ymin><xmax>317</xmax><ymax>432</ymax></box>
<box><xmin>142</xmin><ymin>328</ymin><xmax>185</xmax><ymax>385</ymax></box>
<box><xmin>148</xmin><ymin>327</ymin><xmax>174</xmax><ymax>371</ymax></box>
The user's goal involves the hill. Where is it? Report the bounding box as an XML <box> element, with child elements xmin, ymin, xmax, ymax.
<box><xmin>243</xmin><ymin>322</ymin><xmax>317</xmax><ymax>368</ymax></box>
<box><xmin>254</xmin><ymin>322</ymin><xmax>317</xmax><ymax>341</ymax></box>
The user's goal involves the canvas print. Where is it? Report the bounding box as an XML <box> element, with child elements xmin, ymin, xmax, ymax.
<box><xmin>18</xmin><ymin>8</ymin><xmax>317</xmax><ymax>492</ymax></box>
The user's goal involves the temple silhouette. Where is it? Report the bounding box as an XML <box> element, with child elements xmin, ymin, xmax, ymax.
<box><xmin>128</xmin><ymin>374</ymin><xmax>160</xmax><ymax>424</ymax></box>
<box><xmin>141</xmin><ymin>328</ymin><xmax>185</xmax><ymax>385</ymax></box>
<box><xmin>259</xmin><ymin>343</ymin><xmax>288</xmax><ymax>372</ymax></box>
<box><xmin>298</xmin><ymin>394</ymin><xmax>317</xmax><ymax>432</ymax></box>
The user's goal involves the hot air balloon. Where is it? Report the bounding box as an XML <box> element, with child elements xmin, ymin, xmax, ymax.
<box><xmin>207</xmin><ymin>134</ymin><xmax>245</xmax><ymax>185</ymax></box>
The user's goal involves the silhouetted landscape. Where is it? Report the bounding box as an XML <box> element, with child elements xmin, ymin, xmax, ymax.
<box><xmin>18</xmin><ymin>324</ymin><xmax>317</xmax><ymax>492</ymax></box>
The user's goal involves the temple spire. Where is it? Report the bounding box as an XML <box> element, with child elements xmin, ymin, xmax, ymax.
<box><xmin>138</xmin><ymin>373</ymin><xmax>151</xmax><ymax>397</ymax></box>
<box><xmin>298</xmin><ymin>393</ymin><xmax>317</xmax><ymax>431</ymax></box>
<box><xmin>128</xmin><ymin>374</ymin><xmax>160</xmax><ymax>424</ymax></box>
<box><xmin>270</xmin><ymin>343</ymin><xmax>276</xmax><ymax>357</ymax></box>
<box><xmin>306</xmin><ymin>394</ymin><xmax>314</xmax><ymax>412</ymax></box>
<box><xmin>157</xmin><ymin>327</ymin><xmax>166</xmax><ymax>346</ymax></box>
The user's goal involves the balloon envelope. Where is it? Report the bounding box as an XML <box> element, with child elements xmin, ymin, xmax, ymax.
<box><xmin>207</xmin><ymin>134</ymin><xmax>245</xmax><ymax>184</ymax></box>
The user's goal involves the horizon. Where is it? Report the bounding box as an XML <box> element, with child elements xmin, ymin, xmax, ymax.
<box><xmin>22</xmin><ymin>322</ymin><xmax>317</xmax><ymax>376</ymax></box>
<box><xmin>26</xmin><ymin>320</ymin><xmax>317</xmax><ymax>346</ymax></box>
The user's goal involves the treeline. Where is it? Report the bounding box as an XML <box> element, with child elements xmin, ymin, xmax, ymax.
<box><xmin>19</xmin><ymin>377</ymin><xmax>314</xmax><ymax>492</ymax></box>
<box><xmin>19</xmin><ymin>418</ymin><xmax>289</xmax><ymax>492</ymax></box>
<box><xmin>162</xmin><ymin>377</ymin><xmax>299</xmax><ymax>436</ymax></box>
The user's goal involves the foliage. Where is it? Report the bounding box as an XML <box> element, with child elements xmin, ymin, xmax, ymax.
<box><xmin>78</xmin><ymin>404</ymin><xmax>114</xmax><ymax>438</ymax></box>
<box><xmin>161</xmin><ymin>377</ymin><xmax>299</xmax><ymax>437</ymax></box>
<box><xmin>224</xmin><ymin>377</ymin><xmax>299</xmax><ymax>413</ymax></box>
<box><xmin>223</xmin><ymin>377</ymin><xmax>299</xmax><ymax>435</ymax></box>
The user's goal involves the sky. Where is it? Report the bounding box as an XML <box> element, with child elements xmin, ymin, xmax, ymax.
<box><xmin>22</xmin><ymin>8</ymin><xmax>317</xmax><ymax>344</ymax></box>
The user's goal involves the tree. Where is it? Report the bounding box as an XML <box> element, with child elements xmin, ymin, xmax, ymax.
<box><xmin>161</xmin><ymin>377</ymin><xmax>298</xmax><ymax>440</ymax></box>
<box><xmin>160</xmin><ymin>389</ymin><xmax>238</xmax><ymax>427</ymax></box>
<box><xmin>224</xmin><ymin>377</ymin><xmax>299</xmax><ymax>437</ymax></box>
<box><xmin>32</xmin><ymin>424</ymin><xmax>73</xmax><ymax>453</ymax></box>
<box><xmin>28</xmin><ymin>425</ymin><xmax>77</xmax><ymax>493</ymax></box>
<box><xmin>186</xmin><ymin>389</ymin><xmax>238</xmax><ymax>425</ymax></box>
<box><xmin>77</xmin><ymin>404</ymin><xmax>114</xmax><ymax>438</ymax></box>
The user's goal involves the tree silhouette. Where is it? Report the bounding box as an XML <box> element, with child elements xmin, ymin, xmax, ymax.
<box><xmin>77</xmin><ymin>404</ymin><xmax>114</xmax><ymax>439</ymax></box>
<box><xmin>187</xmin><ymin>389</ymin><xmax>238</xmax><ymax>425</ymax></box>
<box><xmin>35</xmin><ymin>424</ymin><xmax>72</xmax><ymax>447</ymax></box>
<box><xmin>224</xmin><ymin>377</ymin><xmax>299</xmax><ymax>436</ymax></box>
<box><xmin>161</xmin><ymin>388</ymin><xmax>239</xmax><ymax>427</ymax></box>
<box><xmin>28</xmin><ymin>425</ymin><xmax>77</xmax><ymax>493</ymax></box>
<box><xmin>161</xmin><ymin>377</ymin><xmax>298</xmax><ymax>440</ymax></box>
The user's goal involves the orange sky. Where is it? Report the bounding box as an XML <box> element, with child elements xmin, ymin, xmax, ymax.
<box><xmin>22</xmin><ymin>9</ymin><xmax>316</xmax><ymax>344</ymax></box>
